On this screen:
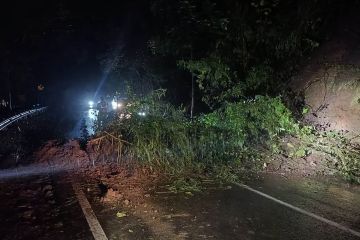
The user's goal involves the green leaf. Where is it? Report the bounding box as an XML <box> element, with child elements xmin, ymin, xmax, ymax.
<box><xmin>116</xmin><ymin>212</ymin><xmax>127</xmax><ymax>218</ymax></box>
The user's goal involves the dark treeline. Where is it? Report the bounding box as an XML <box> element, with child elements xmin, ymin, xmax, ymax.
<box><xmin>0</xmin><ymin>0</ymin><xmax>355</xmax><ymax>110</ymax></box>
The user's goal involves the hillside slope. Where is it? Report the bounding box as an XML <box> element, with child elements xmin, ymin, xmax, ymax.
<box><xmin>291</xmin><ymin>11</ymin><xmax>360</xmax><ymax>138</ymax></box>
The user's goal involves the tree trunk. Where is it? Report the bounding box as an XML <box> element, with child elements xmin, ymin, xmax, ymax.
<box><xmin>190</xmin><ymin>73</ymin><xmax>194</xmax><ymax>119</ymax></box>
<box><xmin>190</xmin><ymin>48</ymin><xmax>195</xmax><ymax>119</ymax></box>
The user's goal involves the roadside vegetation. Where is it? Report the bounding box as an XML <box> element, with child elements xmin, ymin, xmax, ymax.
<box><xmin>92</xmin><ymin>1</ymin><xmax>359</xmax><ymax>187</ymax></box>
<box><xmin>94</xmin><ymin>89</ymin><xmax>359</xmax><ymax>186</ymax></box>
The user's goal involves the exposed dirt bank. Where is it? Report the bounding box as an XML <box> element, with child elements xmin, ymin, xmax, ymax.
<box><xmin>291</xmin><ymin>12</ymin><xmax>360</xmax><ymax>138</ymax></box>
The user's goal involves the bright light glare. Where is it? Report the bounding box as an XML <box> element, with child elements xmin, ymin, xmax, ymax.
<box><xmin>112</xmin><ymin>100</ymin><xmax>117</xmax><ymax>110</ymax></box>
<box><xmin>88</xmin><ymin>109</ymin><xmax>97</xmax><ymax>120</ymax></box>
<box><xmin>88</xmin><ymin>101</ymin><xmax>94</xmax><ymax>108</ymax></box>
<box><xmin>117</xmin><ymin>102</ymin><xmax>123</xmax><ymax>108</ymax></box>
<box><xmin>138</xmin><ymin>112</ymin><xmax>146</xmax><ymax>116</ymax></box>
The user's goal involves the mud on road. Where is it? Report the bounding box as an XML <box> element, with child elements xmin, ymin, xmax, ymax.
<box><xmin>0</xmin><ymin>110</ymin><xmax>93</xmax><ymax>240</ymax></box>
<box><xmin>0</xmin><ymin>174</ymin><xmax>93</xmax><ymax>240</ymax></box>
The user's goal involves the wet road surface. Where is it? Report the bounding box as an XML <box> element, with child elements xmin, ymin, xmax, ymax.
<box><xmin>86</xmin><ymin>174</ymin><xmax>360</xmax><ymax>240</ymax></box>
<box><xmin>0</xmin><ymin>173</ymin><xmax>93</xmax><ymax>240</ymax></box>
<box><xmin>0</xmin><ymin>170</ymin><xmax>359</xmax><ymax>239</ymax></box>
<box><xmin>246</xmin><ymin>174</ymin><xmax>360</xmax><ymax>236</ymax></box>
<box><xmin>0</xmin><ymin>111</ymin><xmax>94</xmax><ymax>240</ymax></box>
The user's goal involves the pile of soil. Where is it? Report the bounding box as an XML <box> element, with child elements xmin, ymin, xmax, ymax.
<box><xmin>34</xmin><ymin>140</ymin><xmax>90</xmax><ymax>168</ymax></box>
<box><xmin>264</xmin><ymin>151</ymin><xmax>336</xmax><ymax>178</ymax></box>
<box><xmin>34</xmin><ymin>139</ymin><xmax>161</xmax><ymax>205</ymax></box>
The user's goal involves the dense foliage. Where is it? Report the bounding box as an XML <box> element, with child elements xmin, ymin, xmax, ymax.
<box><xmin>194</xmin><ymin>96</ymin><xmax>296</xmax><ymax>166</ymax></box>
<box><xmin>98</xmin><ymin>90</ymin><xmax>359</xmax><ymax>184</ymax></box>
<box><xmin>100</xmin><ymin>92</ymin><xmax>299</xmax><ymax>179</ymax></box>
<box><xmin>149</xmin><ymin>0</ymin><xmax>339</xmax><ymax>108</ymax></box>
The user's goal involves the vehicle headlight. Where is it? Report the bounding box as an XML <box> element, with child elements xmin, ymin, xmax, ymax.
<box><xmin>111</xmin><ymin>100</ymin><xmax>117</xmax><ymax>110</ymax></box>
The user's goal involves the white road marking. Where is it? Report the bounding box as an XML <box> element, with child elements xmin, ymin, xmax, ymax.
<box><xmin>233</xmin><ymin>182</ymin><xmax>360</xmax><ymax>238</ymax></box>
<box><xmin>72</xmin><ymin>182</ymin><xmax>108</xmax><ymax>240</ymax></box>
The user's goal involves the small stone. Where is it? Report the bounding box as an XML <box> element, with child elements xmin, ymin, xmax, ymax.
<box><xmin>23</xmin><ymin>210</ymin><xmax>33</xmax><ymax>219</ymax></box>
<box><xmin>42</xmin><ymin>185</ymin><xmax>53</xmax><ymax>192</ymax></box>
<box><xmin>124</xmin><ymin>199</ymin><xmax>130</xmax><ymax>205</ymax></box>
<box><xmin>144</xmin><ymin>194</ymin><xmax>151</xmax><ymax>198</ymax></box>
<box><xmin>55</xmin><ymin>222</ymin><xmax>63</xmax><ymax>228</ymax></box>
<box><xmin>18</xmin><ymin>205</ymin><xmax>32</xmax><ymax>209</ymax></box>
<box><xmin>310</xmin><ymin>161</ymin><xmax>317</xmax><ymax>166</ymax></box>
<box><xmin>45</xmin><ymin>191</ymin><xmax>53</xmax><ymax>198</ymax></box>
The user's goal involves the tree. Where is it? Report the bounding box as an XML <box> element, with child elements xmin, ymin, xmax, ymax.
<box><xmin>149</xmin><ymin>0</ymin><xmax>340</xmax><ymax>108</ymax></box>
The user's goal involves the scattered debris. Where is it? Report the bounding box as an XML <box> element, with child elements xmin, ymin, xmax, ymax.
<box><xmin>116</xmin><ymin>211</ymin><xmax>127</xmax><ymax>218</ymax></box>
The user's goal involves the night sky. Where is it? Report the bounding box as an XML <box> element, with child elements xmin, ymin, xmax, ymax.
<box><xmin>0</xmin><ymin>0</ymin><xmax>150</xmax><ymax>107</ymax></box>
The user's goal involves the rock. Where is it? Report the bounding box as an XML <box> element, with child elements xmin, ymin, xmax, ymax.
<box><xmin>21</xmin><ymin>190</ymin><xmax>36</xmax><ymax>198</ymax></box>
<box><xmin>23</xmin><ymin>210</ymin><xmax>34</xmax><ymax>219</ymax></box>
<box><xmin>42</xmin><ymin>185</ymin><xmax>53</xmax><ymax>192</ymax></box>
<box><xmin>44</xmin><ymin>191</ymin><xmax>53</xmax><ymax>199</ymax></box>
<box><xmin>124</xmin><ymin>199</ymin><xmax>130</xmax><ymax>205</ymax></box>
<box><xmin>17</xmin><ymin>205</ymin><xmax>32</xmax><ymax>209</ymax></box>
<box><xmin>102</xmin><ymin>188</ymin><xmax>121</xmax><ymax>202</ymax></box>
<box><xmin>106</xmin><ymin>188</ymin><xmax>118</xmax><ymax>198</ymax></box>
<box><xmin>55</xmin><ymin>222</ymin><xmax>64</xmax><ymax>228</ymax></box>
<box><xmin>310</xmin><ymin>161</ymin><xmax>317</xmax><ymax>166</ymax></box>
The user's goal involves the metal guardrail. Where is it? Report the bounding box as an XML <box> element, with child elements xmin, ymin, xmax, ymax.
<box><xmin>0</xmin><ymin>107</ymin><xmax>47</xmax><ymax>131</ymax></box>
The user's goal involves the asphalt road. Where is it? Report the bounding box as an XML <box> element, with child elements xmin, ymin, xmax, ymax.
<box><xmin>0</xmin><ymin>110</ymin><xmax>359</xmax><ymax>240</ymax></box>
<box><xmin>0</xmin><ymin>112</ymin><xmax>93</xmax><ymax>240</ymax></box>
<box><xmin>139</xmin><ymin>175</ymin><xmax>360</xmax><ymax>240</ymax></box>
<box><xmin>0</xmin><ymin>174</ymin><xmax>93</xmax><ymax>240</ymax></box>
<box><xmin>0</xmin><ymin>168</ymin><xmax>359</xmax><ymax>239</ymax></box>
